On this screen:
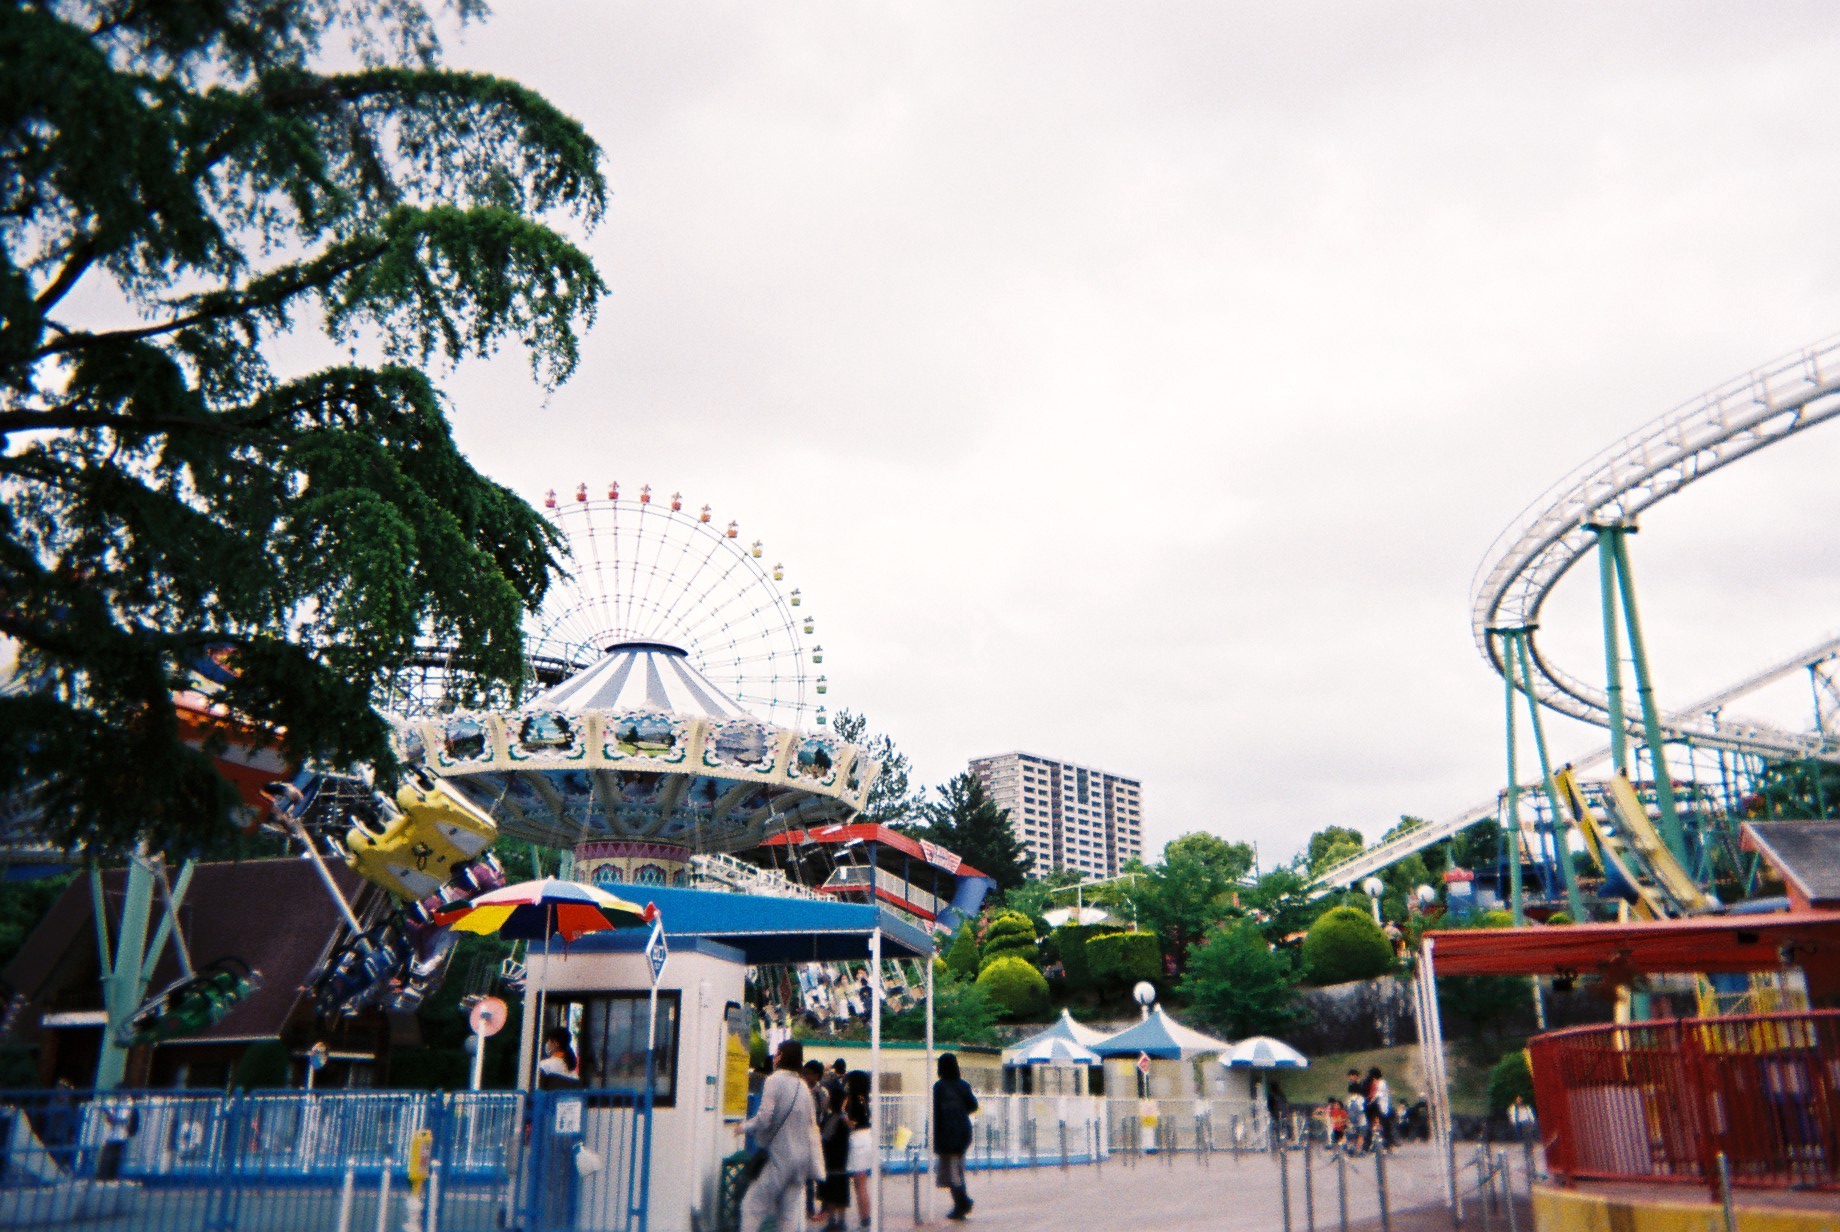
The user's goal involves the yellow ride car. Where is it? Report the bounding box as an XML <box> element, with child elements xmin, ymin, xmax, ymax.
<box><xmin>345</xmin><ymin>769</ymin><xmax>498</xmax><ymax>900</ymax></box>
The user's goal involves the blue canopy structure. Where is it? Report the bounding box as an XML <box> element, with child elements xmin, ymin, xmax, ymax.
<box><xmin>1005</xmin><ymin>1036</ymin><xmax>1102</xmax><ymax>1068</ymax></box>
<box><xmin>1091</xmin><ymin>1007</ymin><xmax>1231</xmax><ymax>1060</ymax></box>
<box><xmin>1007</xmin><ymin>1008</ymin><xmax>1106</xmax><ymax>1055</ymax></box>
<box><xmin>556</xmin><ymin>883</ymin><xmax>935</xmax><ymax>965</ymax></box>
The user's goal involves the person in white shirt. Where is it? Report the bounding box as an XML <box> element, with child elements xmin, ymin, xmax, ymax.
<box><xmin>739</xmin><ymin>1040</ymin><xmax>820</xmax><ymax>1232</ymax></box>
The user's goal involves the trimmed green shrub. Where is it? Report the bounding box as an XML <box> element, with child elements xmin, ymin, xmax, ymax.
<box><xmin>234</xmin><ymin>1040</ymin><xmax>292</xmax><ymax>1089</ymax></box>
<box><xmin>1085</xmin><ymin>931</ymin><xmax>1161</xmax><ymax>997</ymax></box>
<box><xmin>945</xmin><ymin>926</ymin><xmax>980</xmax><ymax>979</ymax></box>
<box><xmin>1487</xmin><ymin>1049</ymin><xmax>1535</xmax><ymax>1115</ymax></box>
<box><xmin>1054</xmin><ymin>923</ymin><xmax>1123</xmax><ymax>990</ymax></box>
<box><xmin>976</xmin><ymin>955</ymin><xmax>1050</xmax><ymax>1020</ymax></box>
<box><xmin>1301</xmin><ymin>905</ymin><xmax>1394</xmax><ymax>984</ymax></box>
<box><xmin>979</xmin><ymin>910</ymin><xmax>1039</xmax><ymax>969</ymax></box>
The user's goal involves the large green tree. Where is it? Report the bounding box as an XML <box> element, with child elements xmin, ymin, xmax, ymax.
<box><xmin>1131</xmin><ymin>831</ymin><xmax>1252</xmax><ymax>974</ymax></box>
<box><xmin>1178</xmin><ymin>919</ymin><xmax>1303</xmax><ymax>1039</ymax></box>
<box><xmin>0</xmin><ymin>1</ymin><xmax>604</xmax><ymax>852</ymax></box>
<box><xmin>831</xmin><ymin>709</ymin><xmax>925</xmax><ymax>824</ymax></box>
<box><xmin>1306</xmin><ymin>826</ymin><xmax>1365</xmax><ymax>874</ymax></box>
<box><xmin>919</xmin><ymin>772</ymin><xmax>1032</xmax><ymax>890</ymax></box>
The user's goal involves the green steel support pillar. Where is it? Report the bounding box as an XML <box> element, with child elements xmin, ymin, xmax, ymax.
<box><xmin>1496</xmin><ymin>630</ymin><xmax>1525</xmax><ymax>926</ymax></box>
<box><xmin>1595</xmin><ymin>526</ymin><xmax>1630</xmax><ymax>777</ymax></box>
<box><xmin>1607</xmin><ymin>529</ymin><xmax>1689</xmax><ymax>866</ymax></box>
<box><xmin>95</xmin><ymin>851</ymin><xmax>155</xmax><ymax>1090</ymax></box>
<box><xmin>1512</xmin><ymin>632</ymin><xmax>1588</xmax><ymax>922</ymax></box>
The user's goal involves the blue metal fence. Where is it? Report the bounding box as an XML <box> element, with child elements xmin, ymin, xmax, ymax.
<box><xmin>0</xmin><ymin>1087</ymin><xmax>650</xmax><ymax>1231</ymax></box>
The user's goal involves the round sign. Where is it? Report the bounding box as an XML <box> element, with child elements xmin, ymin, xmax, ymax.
<box><xmin>469</xmin><ymin>995</ymin><xmax>508</xmax><ymax>1037</ymax></box>
<box><xmin>307</xmin><ymin>1042</ymin><xmax>329</xmax><ymax>1071</ymax></box>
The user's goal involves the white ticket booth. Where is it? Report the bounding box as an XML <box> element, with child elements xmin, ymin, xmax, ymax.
<box><xmin>516</xmin><ymin>884</ymin><xmax>936</xmax><ymax>1232</ymax></box>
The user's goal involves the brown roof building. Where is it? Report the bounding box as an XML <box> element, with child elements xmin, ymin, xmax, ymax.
<box><xmin>1742</xmin><ymin>820</ymin><xmax>1840</xmax><ymax>912</ymax></box>
<box><xmin>2</xmin><ymin>858</ymin><xmax>400</xmax><ymax>1088</ymax></box>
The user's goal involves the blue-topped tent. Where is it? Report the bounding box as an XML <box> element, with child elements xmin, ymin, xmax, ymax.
<box><xmin>1005</xmin><ymin>1008</ymin><xmax>1107</xmax><ymax>1058</ymax></box>
<box><xmin>553</xmin><ymin>883</ymin><xmax>935</xmax><ymax>964</ymax></box>
<box><xmin>1091</xmin><ymin>1006</ymin><xmax>1231</xmax><ymax>1060</ymax></box>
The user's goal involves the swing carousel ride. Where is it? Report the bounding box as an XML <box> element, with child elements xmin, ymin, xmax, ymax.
<box><xmin>6</xmin><ymin>485</ymin><xmax>881</xmax><ymax>1046</ymax></box>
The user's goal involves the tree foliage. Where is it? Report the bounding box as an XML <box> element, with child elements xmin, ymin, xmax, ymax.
<box><xmin>1487</xmin><ymin>1049</ymin><xmax>1535</xmax><ymax>1116</ymax></box>
<box><xmin>1300</xmin><ymin>906</ymin><xmax>1394</xmax><ymax>985</ymax></box>
<box><xmin>1178</xmin><ymin>919</ymin><xmax>1304</xmax><ymax>1040</ymax></box>
<box><xmin>944</xmin><ymin>925</ymin><xmax>980</xmax><ymax>980</ymax></box>
<box><xmin>830</xmin><ymin>709</ymin><xmax>925</xmax><ymax>824</ymax></box>
<box><xmin>0</xmin><ymin>1</ymin><xmax>605</xmax><ymax>852</ymax></box>
<box><xmin>975</xmin><ymin>955</ymin><xmax>1050</xmax><ymax>1021</ymax></box>
<box><xmin>1307</xmin><ymin>827</ymin><xmax>1365</xmax><ymax>874</ymax></box>
<box><xmin>919</xmin><ymin>773</ymin><xmax>1032</xmax><ymax>891</ymax></box>
<box><xmin>1132</xmin><ymin>832</ymin><xmax>1252</xmax><ymax>974</ymax></box>
<box><xmin>885</xmin><ymin>972</ymin><xmax>1001</xmax><ymax>1046</ymax></box>
<box><xmin>1053</xmin><ymin>922</ymin><xmax>1122</xmax><ymax>991</ymax></box>
<box><xmin>1085</xmin><ymin>931</ymin><xmax>1161</xmax><ymax>999</ymax></box>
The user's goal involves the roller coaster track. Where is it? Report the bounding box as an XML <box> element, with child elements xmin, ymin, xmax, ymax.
<box><xmin>1316</xmin><ymin>334</ymin><xmax>1840</xmax><ymax>892</ymax></box>
<box><xmin>1472</xmin><ymin>334</ymin><xmax>1840</xmax><ymax>760</ymax></box>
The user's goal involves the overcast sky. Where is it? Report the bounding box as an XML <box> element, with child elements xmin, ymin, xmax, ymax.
<box><xmin>431</xmin><ymin>4</ymin><xmax>1840</xmax><ymax>865</ymax></box>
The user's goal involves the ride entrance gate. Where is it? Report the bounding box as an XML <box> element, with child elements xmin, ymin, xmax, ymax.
<box><xmin>0</xmin><ymin>1087</ymin><xmax>651</xmax><ymax>1232</ymax></box>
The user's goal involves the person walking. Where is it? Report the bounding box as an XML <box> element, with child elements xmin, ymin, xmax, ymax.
<box><xmin>814</xmin><ymin>1063</ymin><xmax>852</xmax><ymax>1230</ymax></box>
<box><xmin>1344</xmin><ymin>1075</ymin><xmax>1368</xmax><ymax>1154</ymax></box>
<box><xmin>933</xmin><ymin>1053</ymin><xmax>979</xmax><ymax>1221</ymax></box>
<box><xmin>1365</xmin><ymin>1068</ymin><xmax>1392</xmax><ymax>1151</ymax></box>
<box><xmin>844</xmin><ymin>1071</ymin><xmax>874</xmax><ymax>1231</ymax></box>
<box><xmin>740</xmin><ymin>1040</ymin><xmax>820</xmax><ymax>1232</ymax></box>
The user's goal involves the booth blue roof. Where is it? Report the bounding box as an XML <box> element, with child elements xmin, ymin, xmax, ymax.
<box><xmin>560</xmin><ymin>884</ymin><xmax>936</xmax><ymax>965</ymax></box>
<box><xmin>1091</xmin><ymin>1007</ymin><xmax>1231</xmax><ymax>1060</ymax></box>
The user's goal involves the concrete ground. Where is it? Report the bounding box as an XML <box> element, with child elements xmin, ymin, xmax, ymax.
<box><xmin>877</xmin><ymin>1144</ymin><xmax>1494</xmax><ymax>1232</ymax></box>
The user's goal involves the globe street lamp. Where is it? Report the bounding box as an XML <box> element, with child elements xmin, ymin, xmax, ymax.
<box><xmin>1362</xmin><ymin>877</ymin><xmax>1385</xmax><ymax>923</ymax></box>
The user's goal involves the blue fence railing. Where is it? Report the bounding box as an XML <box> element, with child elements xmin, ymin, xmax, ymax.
<box><xmin>0</xmin><ymin>1086</ymin><xmax>650</xmax><ymax>1232</ymax></box>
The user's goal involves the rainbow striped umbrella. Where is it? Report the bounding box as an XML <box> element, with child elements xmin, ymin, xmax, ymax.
<box><xmin>439</xmin><ymin>877</ymin><xmax>650</xmax><ymax>942</ymax></box>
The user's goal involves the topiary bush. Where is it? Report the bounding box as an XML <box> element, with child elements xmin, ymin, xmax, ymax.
<box><xmin>1487</xmin><ymin>1049</ymin><xmax>1535</xmax><ymax>1115</ymax></box>
<box><xmin>976</xmin><ymin>955</ymin><xmax>1051</xmax><ymax>1020</ymax></box>
<box><xmin>945</xmin><ymin>926</ymin><xmax>981</xmax><ymax>979</ymax></box>
<box><xmin>1084</xmin><ymin>931</ymin><xmax>1161</xmax><ymax>999</ymax></box>
<box><xmin>979</xmin><ymin>910</ymin><xmax>1039</xmax><ymax>969</ymax></box>
<box><xmin>1301</xmin><ymin>905</ymin><xmax>1395</xmax><ymax>984</ymax></box>
<box><xmin>1054</xmin><ymin>923</ymin><xmax>1123</xmax><ymax>990</ymax></box>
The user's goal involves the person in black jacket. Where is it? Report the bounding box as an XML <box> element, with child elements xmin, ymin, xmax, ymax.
<box><xmin>932</xmin><ymin>1053</ymin><xmax>979</xmax><ymax>1221</ymax></box>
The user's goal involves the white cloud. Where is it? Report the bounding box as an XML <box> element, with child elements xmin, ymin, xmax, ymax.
<box><xmin>436</xmin><ymin>2</ymin><xmax>1840</xmax><ymax>861</ymax></box>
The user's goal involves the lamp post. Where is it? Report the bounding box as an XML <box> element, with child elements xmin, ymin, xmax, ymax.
<box><xmin>1133</xmin><ymin>980</ymin><xmax>1157</xmax><ymax>1020</ymax></box>
<box><xmin>1362</xmin><ymin>877</ymin><xmax>1385</xmax><ymax>924</ymax></box>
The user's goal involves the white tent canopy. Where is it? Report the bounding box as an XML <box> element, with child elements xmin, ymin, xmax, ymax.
<box><xmin>1219</xmin><ymin>1036</ymin><xmax>1309</xmax><ymax>1069</ymax></box>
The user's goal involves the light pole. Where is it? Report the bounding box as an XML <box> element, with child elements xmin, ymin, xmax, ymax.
<box><xmin>1362</xmin><ymin>877</ymin><xmax>1385</xmax><ymax>924</ymax></box>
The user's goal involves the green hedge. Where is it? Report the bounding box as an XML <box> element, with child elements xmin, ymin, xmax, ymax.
<box><xmin>1301</xmin><ymin>905</ymin><xmax>1394</xmax><ymax>984</ymax></box>
<box><xmin>945</xmin><ymin>927</ymin><xmax>980</xmax><ymax>978</ymax></box>
<box><xmin>1487</xmin><ymin>1049</ymin><xmax>1534</xmax><ymax>1115</ymax></box>
<box><xmin>1054</xmin><ymin>923</ymin><xmax>1123</xmax><ymax>990</ymax></box>
<box><xmin>1085</xmin><ymin>931</ymin><xmax>1160</xmax><ymax>997</ymax></box>
<box><xmin>976</xmin><ymin>955</ymin><xmax>1050</xmax><ymax>1020</ymax></box>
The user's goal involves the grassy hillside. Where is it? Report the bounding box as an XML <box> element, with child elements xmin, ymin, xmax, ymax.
<box><xmin>1269</xmin><ymin>1043</ymin><xmax>1494</xmax><ymax>1117</ymax></box>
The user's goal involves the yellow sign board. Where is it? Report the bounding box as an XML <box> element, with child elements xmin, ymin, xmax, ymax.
<box><xmin>722</xmin><ymin>1002</ymin><xmax>751</xmax><ymax>1121</ymax></box>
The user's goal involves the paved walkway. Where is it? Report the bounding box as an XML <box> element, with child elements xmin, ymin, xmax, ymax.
<box><xmin>882</xmin><ymin>1145</ymin><xmax>1472</xmax><ymax>1232</ymax></box>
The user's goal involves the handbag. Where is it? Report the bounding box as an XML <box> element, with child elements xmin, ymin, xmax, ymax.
<box><xmin>741</xmin><ymin>1079</ymin><xmax>802</xmax><ymax>1185</ymax></box>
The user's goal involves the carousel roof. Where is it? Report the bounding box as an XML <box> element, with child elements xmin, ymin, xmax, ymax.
<box><xmin>529</xmin><ymin>642</ymin><xmax>749</xmax><ymax>719</ymax></box>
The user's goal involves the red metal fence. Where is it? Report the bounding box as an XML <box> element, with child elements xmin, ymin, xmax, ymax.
<box><xmin>1528</xmin><ymin>1009</ymin><xmax>1840</xmax><ymax>1193</ymax></box>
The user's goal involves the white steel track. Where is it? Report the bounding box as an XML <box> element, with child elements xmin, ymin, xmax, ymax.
<box><xmin>1316</xmin><ymin>335</ymin><xmax>1840</xmax><ymax>891</ymax></box>
<box><xmin>1471</xmin><ymin>333</ymin><xmax>1840</xmax><ymax>761</ymax></box>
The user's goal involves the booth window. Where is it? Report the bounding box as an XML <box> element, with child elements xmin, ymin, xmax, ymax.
<box><xmin>543</xmin><ymin>991</ymin><xmax>681</xmax><ymax>1105</ymax></box>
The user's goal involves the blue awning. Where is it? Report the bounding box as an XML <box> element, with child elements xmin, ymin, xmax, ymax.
<box><xmin>554</xmin><ymin>884</ymin><xmax>935</xmax><ymax>965</ymax></box>
<box><xmin>1090</xmin><ymin>1007</ymin><xmax>1231</xmax><ymax>1060</ymax></box>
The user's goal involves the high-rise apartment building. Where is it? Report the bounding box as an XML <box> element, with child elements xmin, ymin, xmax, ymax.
<box><xmin>967</xmin><ymin>752</ymin><xmax>1143</xmax><ymax>879</ymax></box>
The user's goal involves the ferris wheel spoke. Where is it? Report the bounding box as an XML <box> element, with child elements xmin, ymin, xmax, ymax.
<box><xmin>534</xmin><ymin>488</ymin><xmax>815</xmax><ymax>724</ymax></box>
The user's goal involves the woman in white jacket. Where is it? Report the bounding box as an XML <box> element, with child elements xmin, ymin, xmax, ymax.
<box><xmin>740</xmin><ymin>1040</ymin><xmax>820</xmax><ymax>1232</ymax></box>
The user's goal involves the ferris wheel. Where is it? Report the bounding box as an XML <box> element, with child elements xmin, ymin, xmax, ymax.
<box><xmin>530</xmin><ymin>482</ymin><xmax>824</xmax><ymax>726</ymax></box>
